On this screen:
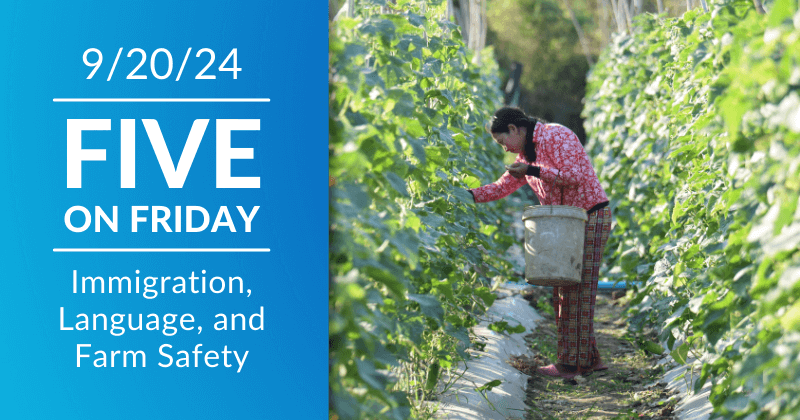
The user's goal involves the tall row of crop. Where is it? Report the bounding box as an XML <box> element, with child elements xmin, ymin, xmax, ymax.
<box><xmin>329</xmin><ymin>0</ymin><xmax>516</xmax><ymax>418</ymax></box>
<box><xmin>583</xmin><ymin>0</ymin><xmax>800</xmax><ymax>417</ymax></box>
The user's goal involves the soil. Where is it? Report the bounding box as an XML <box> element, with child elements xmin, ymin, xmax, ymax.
<box><xmin>513</xmin><ymin>288</ymin><xmax>680</xmax><ymax>420</ymax></box>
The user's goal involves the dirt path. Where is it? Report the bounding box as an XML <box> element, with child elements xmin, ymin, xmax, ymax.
<box><xmin>510</xmin><ymin>289</ymin><xmax>680</xmax><ymax>420</ymax></box>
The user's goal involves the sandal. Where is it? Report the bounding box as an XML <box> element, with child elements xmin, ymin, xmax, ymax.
<box><xmin>536</xmin><ymin>364</ymin><xmax>578</xmax><ymax>379</ymax></box>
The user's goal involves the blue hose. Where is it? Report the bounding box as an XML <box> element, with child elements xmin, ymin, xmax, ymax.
<box><xmin>597</xmin><ymin>280</ymin><xmax>641</xmax><ymax>289</ymax></box>
<box><xmin>528</xmin><ymin>281</ymin><xmax>641</xmax><ymax>289</ymax></box>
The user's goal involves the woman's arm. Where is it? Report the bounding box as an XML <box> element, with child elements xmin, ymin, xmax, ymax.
<box><xmin>537</xmin><ymin>125</ymin><xmax>584</xmax><ymax>187</ymax></box>
<box><xmin>468</xmin><ymin>155</ymin><xmax>527</xmax><ymax>203</ymax></box>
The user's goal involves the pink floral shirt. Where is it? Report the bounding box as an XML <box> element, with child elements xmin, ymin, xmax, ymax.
<box><xmin>470</xmin><ymin>123</ymin><xmax>608</xmax><ymax>211</ymax></box>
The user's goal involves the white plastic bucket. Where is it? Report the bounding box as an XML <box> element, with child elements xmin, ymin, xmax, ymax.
<box><xmin>522</xmin><ymin>205</ymin><xmax>588</xmax><ymax>287</ymax></box>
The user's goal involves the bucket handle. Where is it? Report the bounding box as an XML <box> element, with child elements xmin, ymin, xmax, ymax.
<box><xmin>548</xmin><ymin>186</ymin><xmax>564</xmax><ymax>214</ymax></box>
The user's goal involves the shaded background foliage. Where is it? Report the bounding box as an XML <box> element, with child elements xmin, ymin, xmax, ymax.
<box><xmin>484</xmin><ymin>0</ymin><xmax>736</xmax><ymax>142</ymax></box>
<box><xmin>487</xmin><ymin>0</ymin><xmax>593</xmax><ymax>140</ymax></box>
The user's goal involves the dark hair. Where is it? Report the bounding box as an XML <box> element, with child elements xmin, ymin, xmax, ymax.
<box><xmin>489</xmin><ymin>107</ymin><xmax>544</xmax><ymax>162</ymax></box>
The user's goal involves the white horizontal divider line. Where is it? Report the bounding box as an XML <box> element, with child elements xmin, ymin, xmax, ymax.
<box><xmin>52</xmin><ymin>98</ymin><xmax>271</xmax><ymax>103</ymax></box>
<box><xmin>53</xmin><ymin>248</ymin><xmax>271</xmax><ymax>253</ymax></box>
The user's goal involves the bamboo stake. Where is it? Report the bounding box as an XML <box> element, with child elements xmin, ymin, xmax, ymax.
<box><xmin>460</xmin><ymin>0</ymin><xmax>470</xmax><ymax>46</ymax></box>
<box><xmin>562</xmin><ymin>0</ymin><xmax>595</xmax><ymax>66</ymax></box>
<box><xmin>598</xmin><ymin>0</ymin><xmax>610</xmax><ymax>43</ymax></box>
<box><xmin>622</xmin><ymin>0</ymin><xmax>633</xmax><ymax>31</ymax></box>
<box><xmin>446</xmin><ymin>0</ymin><xmax>455</xmax><ymax>21</ymax></box>
<box><xmin>469</xmin><ymin>0</ymin><xmax>481</xmax><ymax>52</ymax></box>
<box><xmin>479</xmin><ymin>0</ymin><xmax>488</xmax><ymax>55</ymax></box>
<box><xmin>656</xmin><ymin>0</ymin><xmax>664</xmax><ymax>14</ymax></box>
<box><xmin>752</xmin><ymin>0</ymin><xmax>766</xmax><ymax>13</ymax></box>
<box><xmin>609</xmin><ymin>0</ymin><xmax>624</xmax><ymax>33</ymax></box>
<box><xmin>422</xmin><ymin>0</ymin><xmax>428</xmax><ymax>44</ymax></box>
<box><xmin>608</xmin><ymin>0</ymin><xmax>618</xmax><ymax>28</ymax></box>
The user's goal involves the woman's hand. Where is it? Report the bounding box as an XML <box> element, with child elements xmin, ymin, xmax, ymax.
<box><xmin>506</xmin><ymin>162</ymin><xmax>528</xmax><ymax>179</ymax></box>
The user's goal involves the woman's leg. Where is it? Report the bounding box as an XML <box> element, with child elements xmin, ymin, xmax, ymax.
<box><xmin>554</xmin><ymin>208</ymin><xmax>612</xmax><ymax>373</ymax></box>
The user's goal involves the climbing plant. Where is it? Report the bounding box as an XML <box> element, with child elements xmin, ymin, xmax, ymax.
<box><xmin>329</xmin><ymin>0</ymin><xmax>519</xmax><ymax>418</ymax></box>
<box><xmin>583</xmin><ymin>0</ymin><xmax>800</xmax><ymax>417</ymax></box>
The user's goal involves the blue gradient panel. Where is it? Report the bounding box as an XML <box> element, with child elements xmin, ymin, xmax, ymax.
<box><xmin>0</xmin><ymin>1</ymin><xmax>327</xmax><ymax>418</ymax></box>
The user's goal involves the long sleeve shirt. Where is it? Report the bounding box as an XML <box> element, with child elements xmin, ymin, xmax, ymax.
<box><xmin>469</xmin><ymin>123</ymin><xmax>609</xmax><ymax>212</ymax></box>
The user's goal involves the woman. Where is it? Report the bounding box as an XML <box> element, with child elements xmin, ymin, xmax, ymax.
<box><xmin>468</xmin><ymin>107</ymin><xmax>611</xmax><ymax>379</ymax></box>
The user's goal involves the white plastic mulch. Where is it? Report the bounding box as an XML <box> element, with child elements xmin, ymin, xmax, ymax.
<box><xmin>433</xmin><ymin>280</ymin><xmax>542</xmax><ymax>420</ymax></box>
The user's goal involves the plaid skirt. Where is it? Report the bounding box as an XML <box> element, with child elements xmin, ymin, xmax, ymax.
<box><xmin>552</xmin><ymin>207</ymin><xmax>612</xmax><ymax>372</ymax></box>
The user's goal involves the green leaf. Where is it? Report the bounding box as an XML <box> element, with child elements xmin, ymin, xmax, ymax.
<box><xmin>767</xmin><ymin>0</ymin><xmax>797</xmax><ymax>27</ymax></box>
<box><xmin>780</xmin><ymin>300</ymin><xmax>800</xmax><ymax>331</ymax></box>
<box><xmin>425</xmin><ymin>146</ymin><xmax>449</xmax><ymax>166</ymax></box>
<box><xmin>453</xmin><ymin>133</ymin><xmax>469</xmax><ymax>149</ymax></box>
<box><xmin>425</xmin><ymin>362</ymin><xmax>440</xmax><ymax>390</ymax></box>
<box><xmin>489</xmin><ymin>321</ymin><xmax>526</xmax><ymax>334</ymax></box>
<box><xmin>419</xmin><ymin>212</ymin><xmax>445</xmax><ymax>228</ymax></box>
<box><xmin>475</xmin><ymin>379</ymin><xmax>502</xmax><ymax>392</ymax></box>
<box><xmin>722</xmin><ymin>392</ymin><xmax>751</xmax><ymax>412</ymax></box>
<box><xmin>720</xmin><ymin>94</ymin><xmax>746</xmax><ymax>138</ymax></box>
<box><xmin>406</xmin><ymin>138</ymin><xmax>428</xmax><ymax>166</ymax></box>
<box><xmin>406</xmin><ymin>12</ymin><xmax>425</xmax><ymax>27</ymax></box>
<box><xmin>343</xmin><ymin>44</ymin><xmax>368</xmax><ymax>62</ymax></box>
<box><xmin>389</xmin><ymin>230</ymin><xmax>420</xmax><ymax>268</ymax></box>
<box><xmin>642</xmin><ymin>340</ymin><xmax>664</xmax><ymax>355</ymax></box>
<box><xmin>671</xmin><ymin>342</ymin><xmax>690</xmax><ymax>365</ymax></box>
<box><xmin>404</xmin><ymin>119</ymin><xmax>425</xmax><ymax>138</ymax></box>
<box><xmin>355</xmin><ymin>358</ymin><xmax>388</xmax><ymax>390</ymax></box>
<box><xmin>438</xmin><ymin>125</ymin><xmax>455</xmax><ymax>145</ymax></box>
<box><xmin>445</xmin><ymin>324</ymin><xmax>471</xmax><ymax>347</ymax></box>
<box><xmin>628</xmin><ymin>285</ymin><xmax>653</xmax><ymax>306</ymax></box>
<box><xmin>435</xmin><ymin>281</ymin><xmax>454</xmax><ymax>299</ymax></box>
<box><xmin>474</xmin><ymin>287</ymin><xmax>496</xmax><ymax>307</ymax></box>
<box><xmin>341</xmin><ymin>183</ymin><xmax>371</xmax><ymax>209</ymax></box>
<box><xmin>408</xmin><ymin>294</ymin><xmax>444</xmax><ymax>325</ymax></box>
<box><xmin>452</xmin><ymin>188</ymin><xmax>474</xmax><ymax>204</ymax></box>
<box><xmin>373</xmin><ymin>342</ymin><xmax>399</xmax><ymax>367</ymax></box>
<box><xmin>694</xmin><ymin>363</ymin><xmax>712</xmax><ymax>393</ymax></box>
<box><xmin>392</xmin><ymin>94</ymin><xmax>416</xmax><ymax>118</ymax></box>
<box><xmin>362</xmin><ymin>69</ymin><xmax>385</xmax><ymax>90</ymax></box>
<box><xmin>775</xmin><ymin>193</ymin><xmax>798</xmax><ymax>235</ymax></box>
<box><xmin>384</xmin><ymin>172</ymin><xmax>410</xmax><ymax>197</ymax></box>
<box><xmin>364</xmin><ymin>266</ymin><xmax>406</xmax><ymax>300</ymax></box>
<box><xmin>359</xmin><ymin>17</ymin><xmax>395</xmax><ymax>39</ymax></box>
<box><xmin>332</xmin><ymin>390</ymin><xmax>361</xmax><ymax>420</ymax></box>
<box><xmin>737</xmin><ymin>351</ymin><xmax>775</xmax><ymax>377</ymax></box>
